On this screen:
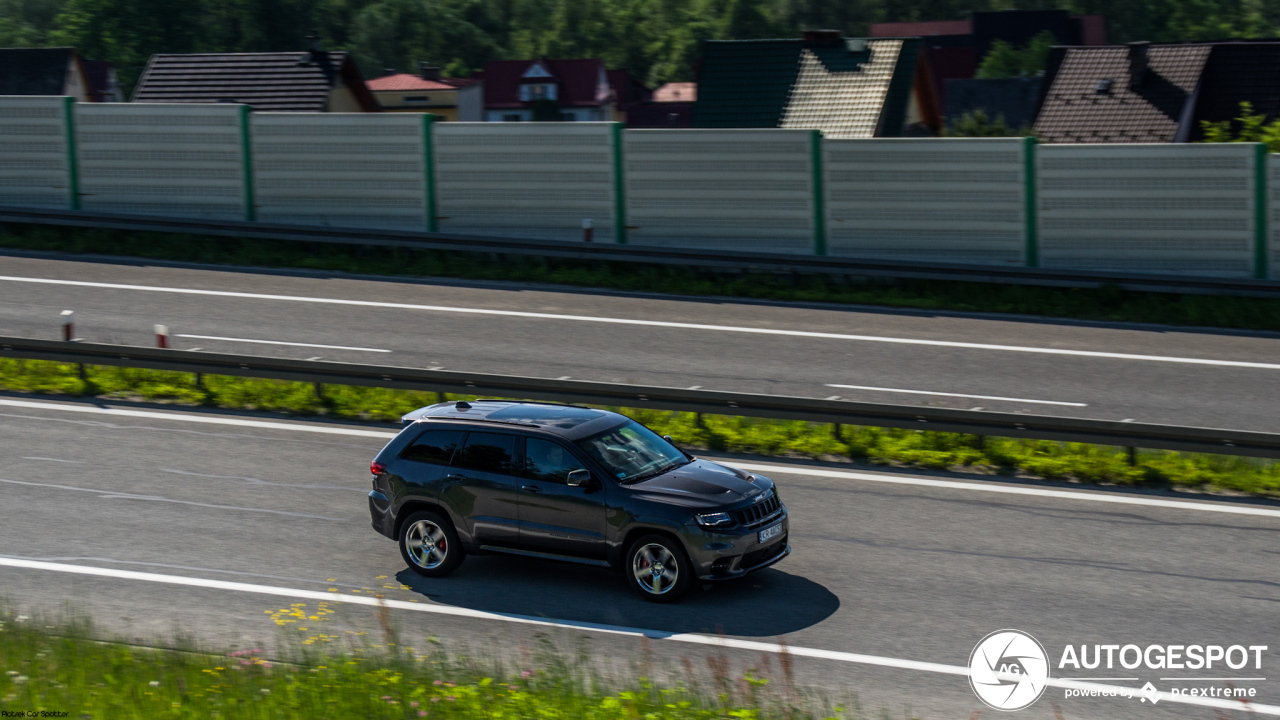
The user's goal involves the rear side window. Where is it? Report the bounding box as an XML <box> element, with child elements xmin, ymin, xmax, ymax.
<box><xmin>453</xmin><ymin>432</ymin><xmax>517</xmax><ymax>474</ymax></box>
<box><xmin>523</xmin><ymin>438</ymin><xmax>586</xmax><ymax>483</ymax></box>
<box><xmin>401</xmin><ymin>430</ymin><xmax>463</xmax><ymax>465</ymax></box>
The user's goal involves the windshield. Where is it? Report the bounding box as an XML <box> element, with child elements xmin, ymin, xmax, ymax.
<box><xmin>574</xmin><ymin>421</ymin><xmax>687</xmax><ymax>483</ymax></box>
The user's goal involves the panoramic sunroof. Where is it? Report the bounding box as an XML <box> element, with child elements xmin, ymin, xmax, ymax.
<box><xmin>487</xmin><ymin>404</ymin><xmax>605</xmax><ymax>429</ymax></box>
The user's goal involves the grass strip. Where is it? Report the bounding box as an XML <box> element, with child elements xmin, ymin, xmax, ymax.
<box><xmin>0</xmin><ymin>606</ymin><xmax>855</xmax><ymax>719</ymax></box>
<box><xmin>6</xmin><ymin>222</ymin><xmax>1280</xmax><ymax>332</ymax></box>
<box><xmin>3</xmin><ymin>358</ymin><xmax>1278</xmax><ymax>499</ymax></box>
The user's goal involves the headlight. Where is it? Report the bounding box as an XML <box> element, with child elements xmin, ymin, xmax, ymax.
<box><xmin>695</xmin><ymin>512</ymin><xmax>734</xmax><ymax>528</ymax></box>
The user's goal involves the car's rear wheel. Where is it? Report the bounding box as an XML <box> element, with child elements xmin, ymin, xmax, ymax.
<box><xmin>399</xmin><ymin>510</ymin><xmax>464</xmax><ymax>577</ymax></box>
<box><xmin>625</xmin><ymin>534</ymin><xmax>693</xmax><ymax>602</ymax></box>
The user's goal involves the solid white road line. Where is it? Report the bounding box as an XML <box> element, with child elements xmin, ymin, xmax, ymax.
<box><xmin>4</xmin><ymin>398</ymin><xmax>1278</xmax><ymax>520</ymax></box>
<box><xmin>0</xmin><ymin>557</ymin><xmax>1272</xmax><ymax>715</ymax></box>
<box><xmin>729</xmin><ymin>460</ymin><xmax>1280</xmax><ymax>520</ymax></box>
<box><xmin>0</xmin><ymin>398</ymin><xmax>395</xmax><ymax>439</ymax></box>
<box><xmin>825</xmin><ymin>384</ymin><xmax>1087</xmax><ymax>407</ymax></box>
<box><xmin>175</xmin><ymin>334</ymin><xmax>390</xmax><ymax>352</ymax></box>
<box><xmin>3</xmin><ymin>274</ymin><xmax>1278</xmax><ymax>370</ymax></box>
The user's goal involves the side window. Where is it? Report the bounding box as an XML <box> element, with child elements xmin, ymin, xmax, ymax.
<box><xmin>524</xmin><ymin>438</ymin><xmax>586</xmax><ymax>484</ymax></box>
<box><xmin>453</xmin><ymin>432</ymin><xmax>517</xmax><ymax>474</ymax></box>
<box><xmin>400</xmin><ymin>430</ymin><xmax>463</xmax><ymax>465</ymax></box>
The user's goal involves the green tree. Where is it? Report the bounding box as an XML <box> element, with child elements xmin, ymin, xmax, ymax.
<box><xmin>1201</xmin><ymin>101</ymin><xmax>1280</xmax><ymax>151</ymax></box>
<box><xmin>50</xmin><ymin>0</ymin><xmax>204</xmax><ymax>91</ymax></box>
<box><xmin>0</xmin><ymin>0</ymin><xmax>67</xmax><ymax>47</ymax></box>
<box><xmin>976</xmin><ymin>29</ymin><xmax>1056</xmax><ymax>78</ymax></box>
<box><xmin>943</xmin><ymin>109</ymin><xmax>1032</xmax><ymax>136</ymax></box>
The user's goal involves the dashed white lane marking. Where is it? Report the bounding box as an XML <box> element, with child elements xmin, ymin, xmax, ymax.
<box><xmin>0</xmin><ymin>557</ymin><xmax>1271</xmax><ymax>715</ymax></box>
<box><xmin>175</xmin><ymin>334</ymin><xmax>390</xmax><ymax>352</ymax></box>
<box><xmin>824</xmin><ymin>384</ymin><xmax>1087</xmax><ymax>407</ymax></box>
<box><xmin>3</xmin><ymin>274</ymin><xmax>1278</xmax><ymax>370</ymax></box>
<box><xmin>728</xmin><ymin>461</ymin><xmax>1280</xmax><ymax>519</ymax></box>
<box><xmin>21</xmin><ymin>456</ymin><xmax>85</xmax><ymax>463</ymax></box>
<box><xmin>4</xmin><ymin>398</ymin><xmax>1278</xmax><ymax>519</ymax></box>
<box><xmin>0</xmin><ymin>477</ymin><xmax>346</xmax><ymax>521</ymax></box>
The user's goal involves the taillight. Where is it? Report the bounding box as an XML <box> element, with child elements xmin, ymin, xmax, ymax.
<box><xmin>371</xmin><ymin>461</ymin><xmax>387</xmax><ymax>477</ymax></box>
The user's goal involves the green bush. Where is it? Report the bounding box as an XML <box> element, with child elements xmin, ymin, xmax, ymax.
<box><xmin>3</xmin><ymin>358</ymin><xmax>1278</xmax><ymax>498</ymax></box>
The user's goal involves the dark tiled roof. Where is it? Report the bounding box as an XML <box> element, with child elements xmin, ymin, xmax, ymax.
<box><xmin>1193</xmin><ymin>42</ymin><xmax>1280</xmax><ymax>134</ymax></box>
<box><xmin>0</xmin><ymin>47</ymin><xmax>75</xmax><ymax>95</ymax></box>
<box><xmin>693</xmin><ymin>39</ymin><xmax>805</xmax><ymax>128</ymax></box>
<box><xmin>1034</xmin><ymin>45</ymin><xmax>1210</xmax><ymax>143</ymax></box>
<box><xmin>482</xmin><ymin>58</ymin><xmax>611</xmax><ymax>109</ymax></box>
<box><xmin>132</xmin><ymin>52</ymin><xmax>379</xmax><ymax>112</ymax></box>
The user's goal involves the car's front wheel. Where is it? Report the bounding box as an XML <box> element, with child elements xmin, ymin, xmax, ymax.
<box><xmin>399</xmin><ymin>510</ymin><xmax>464</xmax><ymax>577</ymax></box>
<box><xmin>624</xmin><ymin>534</ymin><xmax>693</xmax><ymax>602</ymax></box>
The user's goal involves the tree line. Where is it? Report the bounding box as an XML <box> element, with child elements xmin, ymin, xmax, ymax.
<box><xmin>3</xmin><ymin>0</ymin><xmax>1280</xmax><ymax>93</ymax></box>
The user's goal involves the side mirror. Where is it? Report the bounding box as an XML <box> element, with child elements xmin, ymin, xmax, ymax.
<box><xmin>662</xmin><ymin>435</ymin><xmax>674</xmax><ymax>444</ymax></box>
<box><xmin>567</xmin><ymin>469</ymin><xmax>592</xmax><ymax>487</ymax></box>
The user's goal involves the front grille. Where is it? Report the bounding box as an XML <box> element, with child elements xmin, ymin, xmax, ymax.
<box><xmin>731</xmin><ymin>491</ymin><xmax>781</xmax><ymax>529</ymax></box>
<box><xmin>741</xmin><ymin>535</ymin><xmax>787</xmax><ymax>569</ymax></box>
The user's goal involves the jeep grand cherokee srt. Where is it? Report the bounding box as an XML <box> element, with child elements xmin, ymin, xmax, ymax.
<box><xmin>367</xmin><ymin>400</ymin><xmax>789</xmax><ymax>602</ymax></box>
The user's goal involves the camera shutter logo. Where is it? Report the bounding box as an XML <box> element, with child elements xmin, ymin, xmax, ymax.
<box><xmin>969</xmin><ymin>630</ymin><xmax>1051</xmax><ymax>711</ymax></box>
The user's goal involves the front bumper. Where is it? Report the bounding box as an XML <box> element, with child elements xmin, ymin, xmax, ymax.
<box><xmin>688</xmin><ymin>507</ymin><xmax>789</xmax><ymax>581</ymax></box>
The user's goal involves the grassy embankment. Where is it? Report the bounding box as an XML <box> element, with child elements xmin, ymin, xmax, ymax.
<box><xmin>5</xmin><ymin>222</ymin><xmax>1280</xmax><ymax>332</ymax></box>
<box><xmin>0</xmin><ymin>605</ymin><xmax>854</xmax><ymax>719</ymax></box>
<box><xmin>3</xmin><ymin>358</ymin><xmax>1278</xmax><ymax>498</ymax></box>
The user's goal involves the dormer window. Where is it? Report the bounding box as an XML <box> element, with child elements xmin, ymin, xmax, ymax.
<box><xmin>520</xmin><ymin>83</ymin><xmax>557</xmax><ymax>101</ymax></box>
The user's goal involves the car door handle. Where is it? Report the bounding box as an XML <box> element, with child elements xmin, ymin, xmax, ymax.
<box><xmin>520</xmin><ymin>485</ymin><xmax>542</xmax><ymax>493</ymax></box>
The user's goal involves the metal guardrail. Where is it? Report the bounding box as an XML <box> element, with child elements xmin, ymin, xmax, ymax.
<box><xmin>3</xmin><ymin>336</ymin><xmax>1279</xmax><ymax>459</ymax></box>
<box><xmin>4</xmin><ymin>206</ymin><xmax>1280</xmax><ymax>298</ymax></box>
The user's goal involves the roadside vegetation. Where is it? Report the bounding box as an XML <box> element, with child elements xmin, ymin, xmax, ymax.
<box><xmin>0</xmin><ymin>604</ymin><xmax>856</xmax><ymax>719</ymax></box>
<box><xmin>3</xmin><ymin>358</ymin><xmax>1278</xmax><ymax>499</ymax></box>
<box><xmin>5</xmin><ymin>223</ymin><xmax>1280</xmax><ymax>333</ymax></box>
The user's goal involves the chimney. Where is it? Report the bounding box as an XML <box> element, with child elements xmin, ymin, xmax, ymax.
<box><xmin>419</xmin><ymin>62</ymin><xmax>442</xmax><ymax>81</ymax></box>
<box><xmin>302</xmin><ymin>31</ymin><xmax>337</xmax><ymax>87</ymax></box>
<box><xmin>802</xmin><ymin>29</ymin><xmax>843</xmax><ymax>48</ymax></box>
<box><xmin>1128</xmin><ymin>41</ymin><xmax>1150</xmax><ymax>89</ymax></box>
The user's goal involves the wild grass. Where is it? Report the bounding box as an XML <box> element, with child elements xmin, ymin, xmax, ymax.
<box><xmin>3</xmin><ymin>358</ymin><xmax>1278</xmax><ymax>499</ymax></box>
<box><xmin>5</xmin><ymin>222</ymin><xmax>1280</xmax><ymax>332</ymax></box>
<box><xmin>0</xmin><ymin>604</ymin><xmax>861</xmax><ymax>719</ymax></box>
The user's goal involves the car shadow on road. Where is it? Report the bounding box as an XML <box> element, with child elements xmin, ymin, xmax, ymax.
<box><xmin>394</xmin><ymin>554</ymin><xmax>838</xmax><ymax>637</ymax></box>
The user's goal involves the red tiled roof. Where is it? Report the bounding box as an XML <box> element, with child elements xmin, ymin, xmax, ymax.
<box><xmin>367</xmin><ymin>73</ymin><xmax>472</xmax><ymax>91</ymax></box>
<box><xmin>870</xmin><ymin>20</ymin><xmax>972</xmax><ymax>37</ymax></box>
<box><xmin>483</xmin><ymin>58</ymin><xmax>610</xmax><ymax>108</ymax></box>
<box><xmin>653</xmin><ymin>82</ymin><xmax>696</xmax><ymax>102</ymax></box>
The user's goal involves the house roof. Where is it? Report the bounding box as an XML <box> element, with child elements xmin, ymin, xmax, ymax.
<box><xmin>0</xmin><ymin>47</ymin><xmax>77</xmax><ymax>95</ymax></box>
<box><xmin>871</xmin><ymin>20</ymin><xmax>972</xmax><ymax>38</ymax></box>
<box><xmin>1193</xmin><ymin>42</ymin><xmax>1280</xmax><ymax>128</ymax></box>
<box><xmin>366</xmin><ymin>73</ymin><xmax>471</xmax><ymax>92</ymax></box>
<box><xmin>482</xmin><ymin>58</ymin><xmax>611</xmax><ymax>109</ymax></box>
<box><xmin>132</xmin><ymin>51</ymin><xmax>380</xmax><ymax>112</ymax></box>
<box><xmin>694</xmin><ymin>36</ymin><xmax>929</xmax><ymax>137</ymax></box>
<box><xmin>653</xmin><ymin>82</ymin><xmax>696</xmax><ymax>102</ymax></box>
<box><xmin>607</xmin><ymin>69</ymin><xmax>651</xmax><ymax>109</ymax></box>
<box><xmin>1034</xmin><ymin>44</ymin><xmax>1212</xmax><ymax>143</ymax></box>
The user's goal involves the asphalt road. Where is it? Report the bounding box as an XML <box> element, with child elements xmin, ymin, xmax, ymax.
<box><xmin>2</xmin><ymin>254</ymin><xmax>1280</xmax><ymax>432</ymax></box>
<box><xmin>0</xmin><ymin>397</ymin><xmax>1276</xmax><ymax>719</ymax></box>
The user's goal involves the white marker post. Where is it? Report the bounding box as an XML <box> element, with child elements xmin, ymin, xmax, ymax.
<box><xmin>155</xmin><ymin>325</ymin><xmax>169</xmax><ymax>349</ymax></box>
<box><xmin>60</xmin><ymin>310</ymin><xmax>74</xmax><ymax>341</ymax></box>
<box><xmin>582</xmin><ymin>218</ymin><xmax>593</xmax><ymax>243</ymax></box>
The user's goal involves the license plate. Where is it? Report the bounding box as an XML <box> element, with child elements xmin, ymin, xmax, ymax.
<box><xmin>758</xmin><ymin>523</ymin><xmax>782</xmax><ymax>544</ymax></box>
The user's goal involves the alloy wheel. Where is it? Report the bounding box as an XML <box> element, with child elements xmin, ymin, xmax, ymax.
<box><xmin>405</xmin><ymin>519</ymin><xmax>449</xmax><ymax>569</ymax></box>
<box><xmin>632</xmin><ymin>543</ymin><xmax>678</xmax><ymax>595</ymax></box>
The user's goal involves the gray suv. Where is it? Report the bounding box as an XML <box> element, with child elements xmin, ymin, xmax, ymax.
<box><xmin>367</xmin><ymin>400</ymin><xmax>789</xmax><ymax>602</ymax></box>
